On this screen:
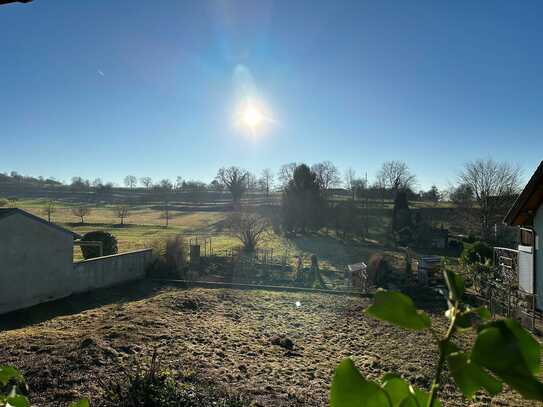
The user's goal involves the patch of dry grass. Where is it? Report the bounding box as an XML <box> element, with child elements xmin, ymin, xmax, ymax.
<box><xmin>0</xmin><ymin>283</ymin><xmax>530</xmax><ymax>406</ymax></box>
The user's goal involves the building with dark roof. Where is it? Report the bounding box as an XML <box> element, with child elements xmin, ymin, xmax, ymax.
<box><xmin>503</xmin><ymin>161</ymin><xmax>543</xmax><ymax>308</ymax></box>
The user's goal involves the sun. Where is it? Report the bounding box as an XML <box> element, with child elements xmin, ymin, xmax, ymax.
<box><xmin>242</xmin><ymin>106</ymin><xmax>263</xmax><ymax>128</ymax></box>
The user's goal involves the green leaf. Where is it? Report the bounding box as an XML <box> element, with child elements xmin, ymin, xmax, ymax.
<box><xmin>439</xmin><ymin>340</ymin><xmax>459</xmax><ymax>357</ymax></box>
<box><xmin>397</xmin><ymin>397</ymin><xmax>420</xmax><ymax>407</ymax></box>
<box><xmin>447</xmin><ymin>352</ymin><xmax>502</xmax><ymax>398</ymax></box>
<box><xmin>366</xmin><ymin>290</ymin><xmax>431</xmax><ymax>330</ymax></box>
<box><xmin>5</xmin><ymin>395</ymin><xmax>30</xmax><ymax>407</ymax></box>
<box><xmin>472</xmin><ymin>320</ymin><xmax>543</xmax><ymax>400</ymax></box>
<box><xmin>444</xmin><ymin>270</ymin><xmax>464</xmax><ymax>302</ymax></box>
<box><xmin>412</xmin><ymin>389</ymin><xmax>441</xmax><ymax>407</ymax></box>
<box><xmin>381</xmin><ymin>374</ymin><xmax>412</xmax><ymax>407</ymax></box>
<box><xmin>455</xmin><ymin>313</ymin><xmax>472</xmax><ymax>330</ymax></box>
<box><xmin>0</xmin><ymin>366</ymin><xmax>24</xmax><ymax>386</ymax></box>
<box><xmin>330</xmin><ymin>359</ymin><xmax>391</xmax><ymax>407</ymax></box>
<box><xmin>471</xmin><ymin>306</ymin><xmax>491</xmax><ymax>320</ymax></box>
<box><xmin>69</xmin><ymin>399</ymin><xmax>90</xmax><ymax>407</ymax></box>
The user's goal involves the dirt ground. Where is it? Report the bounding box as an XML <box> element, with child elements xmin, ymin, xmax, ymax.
<box><xmin>0</xmin><ymin>281</ymin><xmax>533</xmax><ymax>406</ymax></box>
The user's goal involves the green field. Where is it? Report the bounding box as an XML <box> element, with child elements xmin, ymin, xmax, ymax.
<box><xmin>6</xmin><ymin>195</ymin><xmax>462</xmax><ymax>270</ymax></box>
<box><xmin>11</xmin><ymin>196</ymin><xmax>412</xmax><ymax>269</ymax></box>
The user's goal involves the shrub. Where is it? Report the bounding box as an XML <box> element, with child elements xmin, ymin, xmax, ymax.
<box><xmin>462</xmin><ymin>233</ymin><xmax>477</xmax><ymax>244</ymax></box>
<box><xmin>146</xmin><ymin>235</ymin><xmax>186</xmax><ymax>276</ymax></box>
<box><xmin>448</xmin><ymin>239</ymin><xmax>464</xmax><ymax>254</ymax></box>
<box><xmin>367</xmin><ymin>254</ymin><xmax>390</xmax><ymax>287</ymax></box>
<box><xmin>0</xmin><ymin>198</ymin><xmax>9</xmax><ymax>208</ymax></box>
<box><xmin>226</xmin><ymin>208</ymin><xmax>269</xmax><ymax>252</ymax></box>
<box><xmin>462</xmin><ymin>240</ymin><xmax>493</xmax><ymax>264</ymax></box>
<box><xmin>80</xmin><ymin>231</ymin><xmax>118</xmax><ymax>260</ymax></box>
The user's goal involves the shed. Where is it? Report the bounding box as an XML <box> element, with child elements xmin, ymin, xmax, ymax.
<box><xmin>0</xmin><ymin>208</ymin><xmax>79</xmax><ymax>313</ymax></box>
<box><xmin>503</xmin><ymin>161</ymin><xmax>543</xmax><ymax>308</ymax></box>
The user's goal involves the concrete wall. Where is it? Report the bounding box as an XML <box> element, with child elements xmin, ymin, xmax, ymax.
<box><xmin>72</xmin><ymin>249</ymin><xmax>152</xmax><ymax>294</ymax></box>
<box><xmin>0</xmin><ymin>212</ymin><xmax>74</xmax><ymax>314</ymax></box>
<box><xmin>0</xmin><ymin>212</ymin><xmax>152</xmax><ymax>314</ymax></box>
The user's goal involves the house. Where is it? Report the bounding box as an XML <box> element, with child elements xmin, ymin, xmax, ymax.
<box><xmin>504</xmin><ymin>161</ymin><xmax>543</xmax><ymax>308</ymax></box>
<box><xmin>0</xmin><ymin>208</ymin><xmax>152</xmax><ymax>314</ymax></box>
<box><xmin>0</xmin><ymin>208</ymin><xmax>80</xmax><ymax>313</ymax></box>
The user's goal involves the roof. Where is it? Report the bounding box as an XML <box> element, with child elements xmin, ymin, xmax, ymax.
<box><xmin>0</xmin><ymin>1</ymin><xmax>32</xmax><ymax>5</ymax></box>
<box><xmin>0</xmin><ymin>208</ymin><xmax>80</xmax><ymax>238</ymax></box>
<box><xmin>504</xmin><ymin>161</ymin><xmax>543</xmax><ymax>226</ymax></box>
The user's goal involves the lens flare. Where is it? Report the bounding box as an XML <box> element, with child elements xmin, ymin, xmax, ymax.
<box><xmin>242</xmin><ymin>106</ymin><xmax>263</xmax><ymax>128</ymax></box>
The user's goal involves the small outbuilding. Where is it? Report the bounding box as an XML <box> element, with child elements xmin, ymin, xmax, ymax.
<box><xmin>504</xmin><ymin>161</ymin><xmax>543</xmax><ymax>308</ymax></box>
<box><xmin>0</xmin><ymin>208</ymin><xmax>153</xmax><ymax>315</ymax></box>
<box><xmin>0</xmin><ymin>208</ymin><xmax>80</xmax><ymax>313</ymax></box>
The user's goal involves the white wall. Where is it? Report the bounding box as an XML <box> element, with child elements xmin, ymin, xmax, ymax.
<box><xmin>0</xmin><ymin>212</ymin><xmax>152</xmax><ymax>314</ymax></box>
<box><xmin>73</xmin><ymin>249</ymin><xmax>152</xmax><ymax>294</ymax></box>
<box><xmin>535</xmin><ymin>205</ymin><xmax>543</xmax><ymax>308</ymax></box>
<box><xmin>0</xmin><ymin>212</ymin><xmax>74</xmax><ymax>314</ymax></box>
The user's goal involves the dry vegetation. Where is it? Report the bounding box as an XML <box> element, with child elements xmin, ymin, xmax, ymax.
<box><xmin>0</xmin><ymin>282</ymin><xmax>530</xmax><ymax>406</ymax></box>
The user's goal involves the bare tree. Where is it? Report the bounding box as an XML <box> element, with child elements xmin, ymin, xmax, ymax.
<box><xmin>377</xmin><ymin>160</ymin><xmax>417</xmax><ymax>193</ymax></box>
<box><xmin>459</xmin><ymin>159</ymin><xmax>522</xmax><ymax>240</ymax></box>
<box><xmin>72</xmin><ymin>206</ymin><xmax>91</xmax><ymax>224</ymax></box>
<box><xmin>374</xmin><ymin>174</ymin><xmax>387</xmax><ymax>207</ymax></box>
<box><xmin>226</xmin><ymin>208</ymin><xmax>269</xmax><ymax>251</ymax></box>
<box><xmin>448</xmin><ymin>183</ymin><xmax>476</xmax><ymax>234</ymax></box>
<box><xmin>246</xmin><ymin>171</ymin><xmax>258</xmax><ymax>191</ymax></box>
<box><xmin>216</xmin><ymin>166</ymin><xmax>248</xmax><ymax>203</ymax></box>
<box><xmin>43</xmin><ymin>200</ymin><xmax>55</xmax><ymax>222</ymax></box>
<box><xmin>260</xmin><ymin>168</ymin><xmax>274</xmax><ymax>198</ymax></box>
<box><xmin>124</xmin><ymin>175</ymin><xmax>137</xmax><ymax>189</ymax></box>
<box><xmin>311</xmin><ymin>161</ymin><xmax>341</xmax><ymax>193</ymax></box>
<box><xmin>159</xmin><ymin>179</ymin><xmax>173</xmax><ymax>191</ymax></box>
<box><xmin>114</xmin><ymin>205</ymin><xmax>130</xmax><ymax>226</ymax></box>
<box><xmin>91</xmin><ymin>178</ymin><xmax>103</xmax><ymax>188</ymax></box>
<box><xmin>352</xmin><ymin>178</ymin><xmax>367</xmax><ymax>201</ymax></box>
<box><xmin>344</xmin><ymin>167</ymin><xmax>356</xmax><ymax>200</ymax></box>
<box><xmin>140</xmin><ymin>177</ymin><xmax>153</xmax><ymax>189</ymax></box>
<box><xmin>175</xmin><ymin>176</ymin><xmax>184</xmax><ymax>191</ymax></box>
<box><xmin>278</xmin><ymin>162</ymin><xmax>297</xmax><ymax>189</ymax></box>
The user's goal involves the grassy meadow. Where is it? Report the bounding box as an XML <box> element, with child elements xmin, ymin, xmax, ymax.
<box><xmin>5</xmin><ymin>191</ymin><xmax>464</xmax><ymax>270</ymax></box>
<box><xmin>10</xmin><ymin>194</ymin><xmax>414</xmax><ymax>269</ymax></box>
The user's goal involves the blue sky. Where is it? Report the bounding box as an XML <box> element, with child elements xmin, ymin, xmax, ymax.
<box><xmin>1</xmin><ymin>0</ymin><xmax>542</xmax><ymax>189</ymax></box>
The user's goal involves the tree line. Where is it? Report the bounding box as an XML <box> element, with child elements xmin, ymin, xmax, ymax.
<box><xmin>2</xmin><ymin>158</ymin><xmax>522</xmax><ymax>243</ymax></box>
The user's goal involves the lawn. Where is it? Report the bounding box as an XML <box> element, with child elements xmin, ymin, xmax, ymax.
<box><xmin>0</xmin><ymin>281</ymin><xmax>530</xmax><ymax>406</ymax></box>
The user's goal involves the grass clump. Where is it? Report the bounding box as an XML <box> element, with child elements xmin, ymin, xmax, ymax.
<box><xmin>103</xmin><ymin>353</ymin><xmax>246</xmax><ymax>407</ymax></box>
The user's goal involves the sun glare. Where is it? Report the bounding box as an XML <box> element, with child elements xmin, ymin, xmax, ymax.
<box><xmin>242</xmin><ymin>106</ymin><xmax>263</xmax><ymax>128</ymax></box>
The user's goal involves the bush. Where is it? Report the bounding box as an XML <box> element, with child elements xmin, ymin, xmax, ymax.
<box><xmin>462</xmin><ymin>233</ymin><xmax>477</xmax><ymax>244</ymax></box>
<box><xmin>367</xmin><ymin>254</ymin><xmax>390</xmax><ymax>287</ymax></box>
<box><xmin>0</xmin><ymin>198</ymin><xmax>9</xmax><ymax>208</ymax></box>
<box><xmin>226</xmin><ymin>209</ymin><xmax>269</xmax><ymax>252</ymax></box>
<box><xmin>448</xmin><ymin>239</ymin><xmax>464</xmax><ymax>254</ymax></box>
<box><xmin>147</xmin><ymin>235</ymin><xmax>186</xmax><ymax>276</ymax></box>
<box><xmin>462</xmin><ymin>240</ymin><xmax>493</xmax><ymax>264</ymax></box>
<box><xmin>80</xmin><ymin>231</ymin><xmax>118</xmax><ymax>260</ymax></box>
